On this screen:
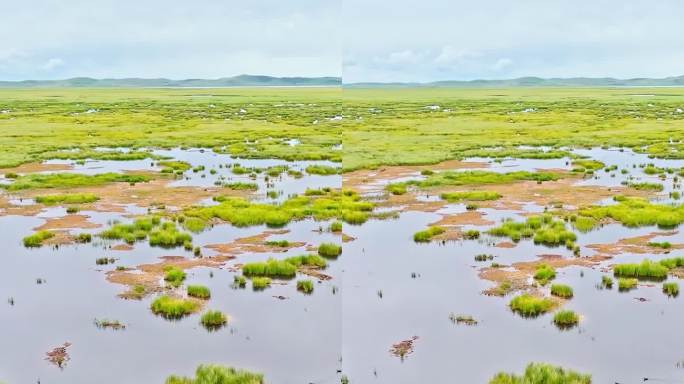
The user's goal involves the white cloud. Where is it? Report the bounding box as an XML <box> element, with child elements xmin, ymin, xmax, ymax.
<box><xmin>42</xmin><ymin>58</ymin><xmax>65</xmax><ymax>70</ymax></box>
<box><xmin>492</xmin><ymin>58</ymin><xmax>513</xmax><ymax>71</ymax></box>
<box><xmin>434</xmin><ymin>46</ymin><xmax>480</xmax><ymax>65</ymax></box>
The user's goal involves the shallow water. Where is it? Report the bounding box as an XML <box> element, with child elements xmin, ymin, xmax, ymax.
<box><xmin>1</xmin><ymin>147</ymin><xmax>683</xmax><ymax>383</ymax></box>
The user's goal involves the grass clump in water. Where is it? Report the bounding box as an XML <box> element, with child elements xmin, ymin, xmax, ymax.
<box><xmin>165</xmin><ymin>364</ymin><xmax>263</xmax><ymax>384</ymax></box>
<box><xmin>601</xmin><ymin>275</ymin><xmax>613</xmax><ymax>289</ymax></box>
<box><xmin>318</xmin><ymin>242</ymin><xmax>342</xmax><ymax>258</ymax></box>
<box><xmin>2</xmin><ymin>172</ymin><xmax>150</xmax><ymax>191</ymax></box>
<box><xmin>164</xmin><ymin>266</ymin><xmax>186</xmax><ymax>288</ymax></box>
<box><xmin>158</xmin><ymin>160</ymin><xmax>191</xmax><ymax>174</ymax></box>
<box><xmin>183</xmin><ymin>189</ymin><xmax>373</xmax><ymax>228</ymax></box>
<box><xmin>413</xmin><ymin>226</ymin><xmax>445</xmax><ymax>242</ymax></box>
<box><xmin>550</xmin><ymin>284</ymin><xmax>573</xmax><ymax>299</ymax></box>
<box><xmin>553</xmin><ymin>310</ymin><xmax>579</xmax><ymax>329</ymax></box>
<box><xmin>533</xmin><ymin>264</ymin><xmax>556</xmax><ymax>286</ymax></box>
<box><xmin>187</xmin><ymin>285</ymin><xmax>211</xmax><ymax>299</ymax></box>
<box><xmin>389</xmin><ymin>170</ymin><xmax>561</xmax><ymax>192</ymax></box>
<box><xmin>440</xmin><ymin>191</ymin><xmax>501</xmax><ymax>202</ymax></box>
<box><xmin>284</xmin><ymin>254</ymin><xmax>327</xmax><ymax>268</ymax></box>
<box><xmin>22</xmin><ymin>230</ymin><xmax>54</xmax><ymax>247</ymax></box>
<box><xmin>663</xmin><ymin>282</ymin><xmax>679</xmax><ymax>297</ymax></box>
<box><xmin>627</xmin><ymin>182</ymin><xmax>664</xmax><ymax>192</ymax></box>
<box><xmin>149</xmin><ymin>222</ymin><xmax>193</xmax><ymax>248</ymax></box>
<box><xmin>578</xmin><ymin>196</ymin><xmax>684</xmax><ymax>229</ymax></box>
<box><xmin>305</xmin><ymin>164</ymin><xmax>340</xmax><ymax>175</ymax></box>
<box><xmin>488</xmin><ymin>214</ymin><xmax>576</xmax><ymax>246</ymax></box>
<box><xmin>150</xmin><ymin>295</ymin><xmax>198</xmax><ymax>319</ymax></box>
<box><xmin>509</xmin><ymin>294</ymin><xmax>554</xmax><ymax>317</ymax></box>
<box><xmin>617</xmin><ymin>278</ymin><xmax>638</xmax><ymax>292</ymax></box>
<box><xmin>200</xmin><ymin>310</ymin><xmax>228</xmax><ymax>330</ymax></box>
<box><xmin>251</xmin><ymin>277</ymin><xmax>272</xmax><ymax>290</ymax></box>
<box><xmin>34</xmin><ymin>193</ymin><xmax>99</xmax><ymax>205</ymax></box>
<box><xmin>242</xmin><ymin>259</ymin><xmax>297</xmax><ymax>278</ymax></box>
<box><xmin>297</xmin><ymin>279</ymin><xmax>314</xmax><ymax>294</ymax></box>
<box><xmin>329</xmin><ymin>221</ymin><xmax>342</xmax><ymax>232</ymax></box>
<box><xmin>224</xmin><ymin>182</ymin><xmax>258</xmax><ymax>191</ymax></box>
<box><xmin>612</xmin><ymin>259</ymin><xmax>669</xmax><ymax>281</ymax></box>
<box><xmin>489</xmin><ymin>362</ymin><xmax>591</xmax><ymax>384</ymax></box>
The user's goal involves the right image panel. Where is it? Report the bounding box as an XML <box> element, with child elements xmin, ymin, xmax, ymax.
<box><xmin>341</xmin><ymin>1</ymin><xmax>684</xmax><ymax>383</ymax></box>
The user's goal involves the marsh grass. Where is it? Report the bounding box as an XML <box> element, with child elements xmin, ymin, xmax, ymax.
<box><xmin>242</xmin><ymin>259</ymin><xmax>296</xmax><ymax>278</ymax></box>
<box><xmin>165</xmin><ymin>364</ymin><xmax>263</xmax><ymax>384</ymax></box>
<box><xmin>164</xmin><ymin>266</ymin><xmax>186</xmax><ymax>288</ymax></box>
<box><xmin>251</xmin><ymin>277</ymin><xmax>272</xmax><ymax>290</ymax></box>
<box><xmin>184</xmin><ymin>189</ymin><xmax>372</xmax><ymax>228</ymax></box>
<box><xmin>509</xmin><ymin>294</ymin><xmax>554</xmax><ymax>317</ymax></box>
<box><xmin>264</xmin><ymin>240</ymin><xmax>290</xmax><ymax>247</ymax></box>
<box><xmin>553</xmin><ymin>310</ymin><xmax>579</xmax><ymax>329</ymax></box>
<box><xmin>533</xmin><ymin>264</ymin><xmax>556</xmax><ymax>286</ymax></box>
<box><xmin>413</xmin><ymin>226</ymin><xmax>445</xmax><ymax>242</ymax></box>
<box><xmin>150</xmin><ymin>295</ymin><xmax>198</xmax><ymax>319</ymax></box>
<box><xmin>617</xmin><ymin>278</ymin><xmax>638</xmax><ymax>292</ymax></box>
<box><xmin>187</xmin><ymin>285</ymin><xmax>211</xmax><ymax>299</ymax></box>
<box><xmin>601</xmin><ymin>275</ymin><xmax>613</xmax><ymax>289</ymax></box>
<box><xmin>305</xmin><ymin>164</ymin><xmax>340</xmax><ymax>175</ymax></box>
<box><xmin>388</xmin><ymin>170</ymin><xmax>560</xmax><ymax>193</ymax></box>
<box><xmin>613</xmin><ymin>260</ymin><xmax>669</xmax><ymax>281</ymax></box>
<box><xmin>22</xmin><ymin>230</ymin><xmax>54</xmax><ymax>247</ymax></box>
<box><xmin>627</xmin><ymin>182</ymin><xmax>664</xmax><ymax>192</ymax></box>
<box><xmin>284</xmin><ymin>254</ymin><xmax>327</xmax><ymax>268</ymax></box>
<box><xmin>318</xmin><ymin>242</ymin><xmax>342</xmax><ymax>258</ymax></box>
<box><xmin>329</xmin><ymin>221</ymin><xmax>343</xmax><ymax>232</ymax></box>
<box><xmin>297</xmin><ymin>279</ymin><xmax>314</xmax><ymax>294</ymax></box>
<box><xmin>233</xmin><ymin>275</ymin><xmax>247</xmax><ymax>289</ymax></box>
<box><xmin>225</xmin><ymin>182</ymin><xmax>258</xmax><ymax>191</ymax></box>
<box><xmin>34</xmin><ymin>193</ymin><xmax>99</xmax><ymax>205</ymax></box>
<box><xmin>93</xmin><ymin>318</ymin><xmax>126</xmax><ymax>330</ymax></box>
<box><xmin>550</xmin><ymin>284</ymin><xmax>573</xmax><ymax>299</ymax></box>
<box><xmin>663</xmin><ymin>282</ymin><xmax>679</xmax><ymax>297</ymax></box>
<box><xmin>200</xmin><ymin>310</ymin><xmax>228</xmax><ymax>330</ymax></box>
<box><xmin>440</xmin><ymin>191</ymin><xmax>501</xmax><ymax>202</ymax></box>
<box><xmin>488</xmin><ymin>362</ymin><xmax>591</xmax><ymax>384</ymax></box>
<box><xmin>2</xmin><ymin>173</ymin><xmax>150</xmax><ymax>191</ymax></box>
<box><xmin>578</xmin><ymin>196</ymin><xmax>684</xmax><ymax>229</ymax></box>
<box><xmin>488</xmin><ymin>214</ymin><xmax>576</xmax><ymax>246</ymax></box>
<box><xmin>101</xmin><ymin>217</ymin><xmax>192</xmax><ymax>248</ymax></box>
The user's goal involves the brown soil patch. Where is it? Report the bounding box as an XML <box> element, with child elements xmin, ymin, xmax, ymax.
<box><xmin>342</xmin><ymin>233</ymin><xmax>355</xmax><ymax>242</ymax></box>
<box><xmin>106</xmin><ymin>255</ymin><xmax>235</xmax><ymax>298</ymax></box>
<box><xmin>205</xmin><ymin>230</ymin><xmax>305</xmax><ymax>256</ymax></box>
<box><xmin>429</xmin><ymin>211</ymin><xmax>494</xmax><ymax>227</ymax></box>
<box><xmin>495</xmin><ymin>241</ymin><xmax>517</xmax><ymax>249</ymax></box>
<box><xmin>378</xmin><ymin>175</ymin><xmax>651</xmax><ymax>215</ymax></box>
<box><xmin>34</xmin><ymin>215</ymin><xmax>101</xmax><ymax>231</ymax></box>
<box><xmin>0</xmin><ymin>162</ymin><xmax>73</xmax><ymax>174</ymax></box>
<box><xmin>45</xmin><ymin>342</ymin><xmax>71</xmax><ymax>368</ymax></box>
<box><xmin>586</xmin><ymin>231</ymin><xmax>683</xmax><ymax>256</ymax></box>
<box><xmin>389</xmin><ymin>336</ymin><xmax>419</xmax><ymax>359</ymax></box>
<box><xmin>343</xmin><ymin>160</ymin><xmax>488</xmax><ymax>193</ymax></box>
<box><xmin>479</xmin><ymin>254</ymin><xmax>610</xmax><ymax>296</ymax></box>
<box><xmin>112</xmin><ymin>244</ymin><xmax>134</xmax><ymax>251</ymax></box>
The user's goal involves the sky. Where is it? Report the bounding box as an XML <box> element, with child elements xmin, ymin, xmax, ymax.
<box><xmin>2</xmin><ymin>1</ymin><xmax>684</xmax><ymax>82</ymax></box>
<box><xmin>0</xmin><ymin>0</ymin><xmax>340</xmax><ymax>81</ymax></box>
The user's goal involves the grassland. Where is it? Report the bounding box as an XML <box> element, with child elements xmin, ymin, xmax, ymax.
<box><xmin>0</xmin><ymin>88</ymin><xmax>341</xmax><ymax>169</ymax></box>
<box><xmin>343</xmin><ymin>87</ymin><xmax>684</xmax><ymax>171</ymax></box>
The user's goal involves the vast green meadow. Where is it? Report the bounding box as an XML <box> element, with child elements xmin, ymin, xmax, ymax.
<box><xmin>342</xmin><ymin>87</ymin><xmax>684</xmax><ymax>170</ymax></box>
<box><xmin>2</xmin><ymin>86</ymin><xmax>684</xmax><ymax>383</ymax></box>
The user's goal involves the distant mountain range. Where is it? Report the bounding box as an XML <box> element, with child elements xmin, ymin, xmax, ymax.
<box><xmin>0</xmin><ymin>75</ymin><xmax>341</xmax><ymax>88</ymax></box>
<box><xmin>346</xmin><ymin>75</ymin><xmax>684</xmax><ymax>87</ymax></box>
<box><xmin>3</xmin><ymin>75</ymin><xmax>684</xmax><ymax>88</ymax></box>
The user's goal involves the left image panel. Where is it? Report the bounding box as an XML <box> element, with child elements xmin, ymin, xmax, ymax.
<box><xmin>0</xmin><ymin>1</ymin><xmax>343</xmax><ymax>383</ymax></box>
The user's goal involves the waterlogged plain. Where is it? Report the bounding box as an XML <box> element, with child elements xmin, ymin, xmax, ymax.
<box><xmin>1</xmin><ymin>87</ymin><xmax>684</xmax><ymax>383</ymax></box>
